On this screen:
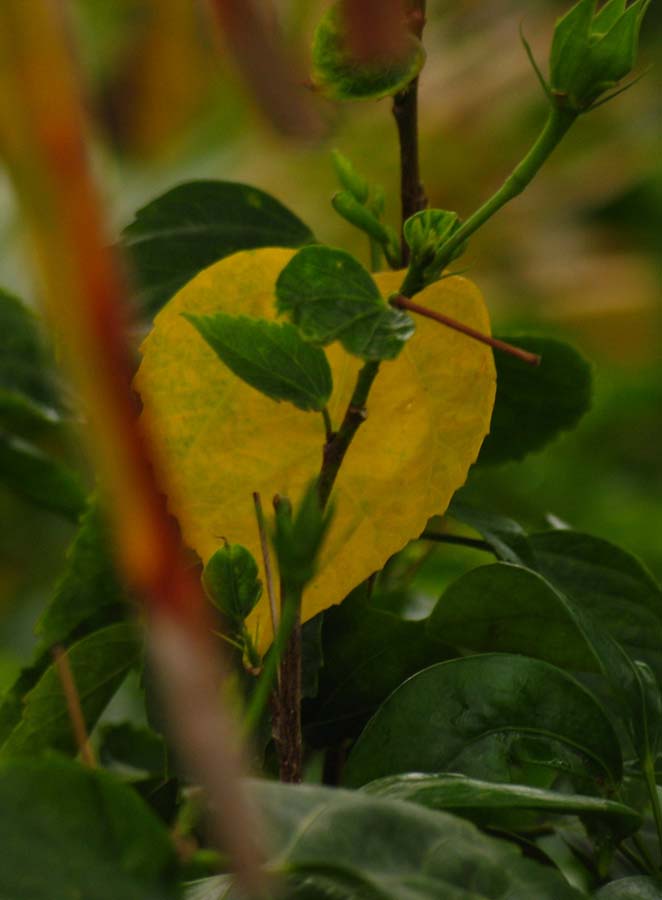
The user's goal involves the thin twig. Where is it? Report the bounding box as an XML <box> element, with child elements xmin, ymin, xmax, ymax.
<box><xmin>52</xmin><ymin>645</ymin><xmax>97</xmax><ymax>768</ymax></box>
<box><xmin>253</xmin><ymin>491</ymin><xmax>279</xmax><ymax>640</ymax></box>
<box><xmin>390</xmin><ymin>294</ymin><xmax>541</xmax><ymax>366</ymax></box>
<box><xmin>420</xmin><ymin>532</ymin><xmax>493</xmax><ymax>553</ymax></box>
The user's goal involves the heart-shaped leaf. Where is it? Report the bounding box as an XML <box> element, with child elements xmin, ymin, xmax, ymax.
<box><xmin>136</xmin><ymin>248</ymin><xmax>495</xmax><ymax>651</ymax></box>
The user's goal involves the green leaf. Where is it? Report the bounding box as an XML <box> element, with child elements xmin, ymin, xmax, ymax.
<box><xmin>219</xmin><ymin>779</ymin><xmax>584</xmax><ymax>899</ymax></box>
<box><xmin>184</xmin><ymin>314</ymin><xmax>332</xmax><ymax>412</ymax></box>
<box><xmin>343</xmin><ymin>653</ymin><xmax>622</xmax><ymax>791</ymax></box>
<box><xmin>0</xmin><ymin>755</ymin><xmax>180</xmax><ymax>900</ymax></box>
<box><xmin>0</xmin><ymin>623</ymin><xmax>141</xmax><ymax>759</ymax></box>
<box><xmin>530</xmin><ymin>530</ymin><xmax>662</xmax><ymax>682</ymax></box>
<box><xmin>99</xmin><ymin>723</ymin><xmax>168</xmax><ymax>780</ymax></box>
<box><xmin>448</xmin><ymin>499</ymin><xmax>534</xmax><ymax>565</ymax></box>
<box><xmin>0</xmin><ymin>433</ymin><xmax>85</xmax><ymax>521</ymax></box>
<box><xmin>311</xmin><ymin>2</ymin><xmax>426</xmax><ymax>101</ymax></box>
<box><xmin>122</xmin><ymin>181</ymin><xmax>314</xmax><ymax>317</ymax></box>
<box><xmin>303</xmin><ymin>586</ymin><xmax>453</xmax><ymax>747</ymax></box>
<box><xmin>0</xmin><ymin>388</ymin><xmax>64</xmax><ymax>439</ymax></box>
<box><xmin>276</xmin><ymin>245</ymin><xmax>414</xmax><ymax>360</ymax></box>
<box><xmin>427</xmin><ymin>563</ymin><xmax>602</xmax><ymax>671</ymax></box>
<box><xmin>363</xmin><ymin>773</ymin><xmax>641</xmax><ymax>840</ymax></box>
<box><xmin>595</xmin><ymin>878</ymin><xmax>662</xmax><ymax>899</ymax></box>
<box><xmin>427</xmin><ymin>552</ymin><xmax>662</xmax><ymax>767</ymax></box>
<box><xmin>36</xmin><ymin>499</ymin><xmax>128</xmax><ymax>650</ymax></box>
<box><xmin>202</xmin><ymin>543</ymin><xmax>262</xmax><ymax>624</ymax></box>
<box><xmin>477</xmin><ymin>335</ymin><xmax>592</xmax><ymax>465</ymax></box>
<box><xmin>0</xmin><ymin>287</ymin><xmax>57</xmax><ymax>408</ymax></box>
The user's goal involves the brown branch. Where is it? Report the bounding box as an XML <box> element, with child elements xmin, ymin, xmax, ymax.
<box><xmin>52</xmin><ymin>645</ymin><xmax>97</xmax><ymax>768</ymax></box>
<box><xmin>393</xmin><ymin>1</ymin><xmax>428</xmax><ymax>261</ymax></box>
<box><xmin>390</xmin><ymin>294</ymin><xmax>542</xmax><ymax>366</ymax></box>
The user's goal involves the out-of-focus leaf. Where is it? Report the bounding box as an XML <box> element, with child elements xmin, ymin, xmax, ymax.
<box><xmin>36</xmin><ymin>499</ymin><xmax>128</xmax><ymax>650</ymax></box>
<box><xmin>136</xmin><ymin>248</ymin><xmax>495</xmax><ymax>652</ymax></box>
<box><xmin>185</xmin><ymin>314</ymin><xmax>332</xmax><ymax>412</ymax></box>
<box><xmin>0</xmin><ymin>433</ymin><xmax>85</xmax><ymax>521</ymax></box>
<box><xmin>0</xmin><ymin>755</ymin><xmax>180</xmax><ymax>900</ymax></box>
<box><xmin>344</xmin><ymin>653</ymin><xmax>622</xmax><ymax>791</ymax></box>
<box><xmin>311</xmin><ymin>2</ymin><xmax>425</xmax><ymax>101</ymax></box>
<box><xmin>121</xmin><ymin>181</ymin><xmax>314</xmax><ymax>317</ymax></box>
<box><xmin>363</xmin><ymin>772</ymin><xmax>641</xmax><ymax>840</ymax></box>
<box><xmin>478</xmin><ymin>336</ymin><xmax>592</xmax><ymax>465</ymax></box>
<box><xmin>0</xmin><ymin>623</ymin><xmax>141</xmax><ymax>759</ymax></box>
<box><xmin>595</xmin><ymin>878</ymin><xmax>662</xmax><ymax>898</ymax></box>
<box><xmin>276</xmin><ymin>245</ymin><xmax>414</xmax><ymax>360</ymax></box>
<box><xmin>0</xmin><ymin>286</ymin><xmax>57</xmax><ymax>407</ymax></box>
<box><xmin>217</xmin><ymin>779</ymin><xmax>585</xmax><ymax>899</ymax></box>
<box><xmin>99</xmin><ymin>722</ymin><xmax>168</xmax><ymax>780</ymax></box>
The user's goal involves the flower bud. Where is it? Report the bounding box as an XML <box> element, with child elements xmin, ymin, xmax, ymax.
<box><xmin>331</xmin><ymin>149</ymin><xmax>370</xmax><ymax>203</ymax></box>
<box><xmin>549</xmin><ymin>0</ymin><xmax>650</xmax><ymax>112</ymax></box>
<box><xmin>332</xmin><ymin>191</ymin><xmax>400</xmax><ymax>266</ymax></box>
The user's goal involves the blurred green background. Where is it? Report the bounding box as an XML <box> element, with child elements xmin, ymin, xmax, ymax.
<box><xmin>1</xmin><ymin>0</ymin><xmax>660</xmax><ymax>675</ymax></box>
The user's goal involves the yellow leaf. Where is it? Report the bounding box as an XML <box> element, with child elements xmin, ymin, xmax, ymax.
<box><xmin>136</xmin><ymin>248</ymin><xmax>496</xmax><ymax>652</ymax></box>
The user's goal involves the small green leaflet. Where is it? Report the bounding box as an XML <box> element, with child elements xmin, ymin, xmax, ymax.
<box><xmin>276</xmin><ymin>245</ymin><xmax>414</xmax><ymax>361</ymax></box>
<box><xmin>311</xmin><ymin>1</ymin><xmax>426</xmax><ymax>101</ymax></box>
<box><xmin>184</xmin><ymin>313</ymin><xmax>332</xmax><ymax>412</ymax></box>
<box><xmin>202</xmin><ymin>543</ymin><xmax>262</xmax><ymax>624</ymax></box>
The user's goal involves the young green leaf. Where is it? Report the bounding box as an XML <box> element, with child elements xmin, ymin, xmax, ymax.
<box><xmin>344</xmin><ymin>653</ymin><xmax>623</xmax><ymax>792</ymax></box>
<box><xmin>184</xmin><ymin>313</ymin><xmax>332</xmax><ymax>412</ymax></box>
<box><xmin>202</xmin><ymin>543</ymin><xmax>262</xmax><ymax>623</ymax></box>
<box><xmin>311</xmin><ymin>2</ymin><xmax>426</xmax><ymax>101</ymax></box>
<box><xmin>276</xmin><ymin>245</ymin><xmax>414</xmax><ymax>360</ymax></box>
<box><xmin>363</xmin><ymin>773</ymin><xmax>641</xmax><ymax>841</ymax></box>
<box><xmin>477</xmin><ymin>335</ymin><xmax>592</xmax><ymax>464</ymax></box>
<box><xmin>122</xmin><ymin>180</ymin><xmax>314</xmax><ymax>317</ymax></box>
<box><xmin>0</xmin><ymin>756</ymin><xmax>179</xmax><ymax>900</ymax></box>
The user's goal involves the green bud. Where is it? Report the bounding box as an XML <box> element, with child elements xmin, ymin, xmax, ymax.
<box><xmin>332</xmin><ymin>191</ymin><xmax>401</xmax><ymax>268</ymax></box>
<box><xmin>404</xmin><ymin>208</ymin><xmax>466</xmax><ymax>275</ymax></box>
<box><xmin>549</xmin><ymin>0</ymin><xmax>650</xmax><ymax>112</ymax></box>
<box><xmin>273</xmin><ymin>482</ymin><xmax>332</xmax><ymax>589</ymax></box>
<box><xmin>331</xmin><ymin>149</ymin><xmax>370</xmax><ymax>204</ymax></box>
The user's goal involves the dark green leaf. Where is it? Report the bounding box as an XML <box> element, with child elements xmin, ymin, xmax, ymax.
<box><xmin>99</xmin><ymin>723</ymin><xmax>168</xmax><ymax>780</ymax></box>
<box><xmin>276</xmin><ymin>245</ymin><xmax>414</xmax><ymax>360</ymax></box>
<box><xmin>363</xmin><ymin>773</ymin><xmax>640</xmax><ymax>840</ymax></box>
<box><xmin>220</xmin><ymin>779</ymin><xmax>584</xmax><ymax>899</ymax></box>
<box><xmin>122</xmin><ymin>181</ymin><xmax>314</xmax><ymax>317</ymax></box>
<box><xmin>448</xmin><ymin>499</ymin><xmax>534</xmax><ymax>565</ymax></box>
<box><xmin>202</xmin><ymin>543</ymin><xmax>262</xmax><ymax>624</ymax></box>
<box><xmin>36</xmin><ymin>499</ymin><xmax>128</xmax><ymax>650</ymax></box>
<box><xmin>0</xmin><ymin>287</ymin><xmax>57</xmax><ymax>407</ymax></box>
<box><xmin>300</xmin><ymin>613</ymin><xmax>324</xmax><ymax>701</ymax></box>
<box><xmin>311</xmin><ymin>2</ymin><xmax>426</xmax><ymax>101</ymax></box>
<box><xmin>477</xmin><ymin>335</ymin><xmax>592</xmax><ymax>465</ymax></box>
<box><xmin>303</xmin><ymin>587</ymin><xmax>453</xmax><ymax>746</ymax></box>
<box><xmin>595</xmin><ymin>878</ymin><xmax>662</xmax><ymax>898</ymax></box>
<box><xmin>0</xmin><ymin>388</ymin><xmax>64</xmax><ymax>440</ymax></box>
<box><xmin>0</xmin><ymin>755</ymin><xmax>180</xmax><ymax>900</ymax></box>
<box><xmin>427</xmin><ymin>563</ymin><xmax>601</xmax><ymax>671</ymax></box>
<box><xmin>530</xmin><ymin>530</ymin><xmax>662</xmax><ymax>681</ymax></box>
<box><xmin>184</xmin><ymin>314</ymin><xmax>332</xmax><ymax>412</ymax></box>
<box><xmin>343</xmin><ymin>653</ymin><xmax>622</xmax><ymax>791</ymax></box>
<box><xmin>0</xmin><ymin>623</ymin><xmax>141</xmax><ymax>759</ymax></box>
<box><xmin>0</xmin><ymin>433</ymin><xmax>85</xmax><ymax>521</ymax></box>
